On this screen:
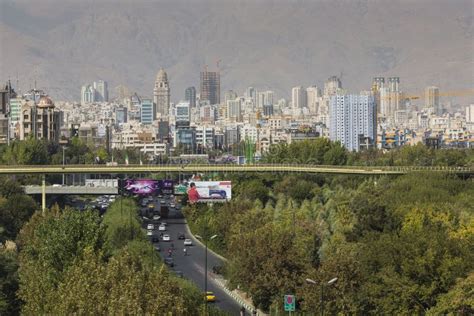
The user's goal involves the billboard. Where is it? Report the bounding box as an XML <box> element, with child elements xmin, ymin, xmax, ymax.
<box><xmin>123</xmin><ymin>179</ymin><xmax>159</xmax><ymax>195</ymax></box>
<box><xmin>194</xmin><ymin>181</ymin><xmax>232</xmax><ymax>202</ymax></box>
<box><xmin>122</xmin><ymin>179</ymin><xmax>174</xmax><ymax>195</ymax></box>
<box><xmin>161</xmin><ymin>179</ymin><xmax>174</xmax><ymax>195</ymax></box>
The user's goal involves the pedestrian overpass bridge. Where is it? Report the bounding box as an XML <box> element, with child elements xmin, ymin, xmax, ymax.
<box><xmin>4</xmin><ymin>164</ymin><xmax>471</xmax><ymax>212</ymax></box>
<box><xmin>0</xmin><ymin>163</ymin><xmax>472</xmax><ymax>176</ymax></box>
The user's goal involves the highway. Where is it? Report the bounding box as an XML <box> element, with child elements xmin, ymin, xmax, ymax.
<box><xmin>143</xmin><ymin>196</ymin><xmax>247</xmax><ymax>315</ymax></box>
<box><xmin>0</xmin><ymin>163</ymin><xmax>472</xmax><ymax>175</ymax></box>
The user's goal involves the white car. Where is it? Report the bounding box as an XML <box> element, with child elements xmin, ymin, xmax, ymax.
<box><xmin>158</xmin><ymin>224</ymin><xmax>166</xmax><ymax>231</ymax></box>
<box><xmin>170</xmin><ymin>203</ymin><xmax>176</xmax><ymax>208</ymax></box>
<box><xmin>153</xmin><ymin>215</ymin><xmax>161</xmax><ymax>221</ymax></box>
<box><xmin>162</xmin><ymin>234</ymin><xmax>170</xmax><ymax>241</ymax></box>
<box><xmin>184</xmin><ymin>239</ymin><xmax>193</xmax><ymax>246</ymax></box>
<box><xmin>147</xmin><ymin>224</ymin><xmax>154</xmax><ymax>230</ymax></box>
<box><xmin>146</xmin><ymin>230</ymin><xmax>153</xmax><ymax>236</ymax></box>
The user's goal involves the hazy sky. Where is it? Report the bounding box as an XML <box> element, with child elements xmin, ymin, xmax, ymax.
<box><xmin>1</xmin><ymin>0</ymin><xmax>473</xmax><ymax>104</ymax></box>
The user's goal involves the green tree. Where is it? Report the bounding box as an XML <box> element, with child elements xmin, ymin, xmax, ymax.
<box><xmin>0</xmin><ymin>249</ymin><xmax>21</xmax><ymax>315</ymax></box>
<box><xmin>0</xmin><ymin>178</ymin><xmax>37</xmax><ymax>242</ymax></box>
<box><xmin>17</xmin><ymin>208</ymin><xmax>105</xmax><ymax>314</ymax></box>
<box><xmin>427</xmin><ymin>272</ymin><xmax>474</xmax><ymax>315</ymax></box>
<box><xmin>2</xmin><ymin>138</ymin><xmax>49</xmax><ymax>165</ymax></box>
<box><xmin>102</xmin><ymin>198</ymin><xmax>145</xmax><ymax>253</ymax></box>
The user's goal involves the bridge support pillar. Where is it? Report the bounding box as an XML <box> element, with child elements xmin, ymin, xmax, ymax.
<box><xmin>42</xmin><ymin>174</ymin><xmax>46</xmax><ymax>213</ymax></box>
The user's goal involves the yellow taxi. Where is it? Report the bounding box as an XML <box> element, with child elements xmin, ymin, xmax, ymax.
<box><xmin>205</xmin><ymin>291</ymin><xmax>216</xmax><ymax>302</ymax></box>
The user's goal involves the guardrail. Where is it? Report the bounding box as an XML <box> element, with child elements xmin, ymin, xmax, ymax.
<box><xmin>23</xmin><ymin>185</ymin><xmax>118</xmax><ymax>195</ymax></box>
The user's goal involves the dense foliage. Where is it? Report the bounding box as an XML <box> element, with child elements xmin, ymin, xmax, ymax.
<box><xmin>185</xmin><ymin>171</ymin><xmax>474</xmax><ymax>314</ymax></box>
<box><xmin>263</xmin><ymin>138</ymin><xmax>474</xmax><ymax>167</ymax></box>
<box><xmin>0</xmin><ymin>137</ymin><xmax>142</xmax><ymax>166</ymax></box>
<box><xmin>0</xmin><ymin>191</ymin><xmax>227</xmax><ymax>315</ymax></box>
<box><xmin>14</xmin><ymin>200</ymin><xmax>212</xmax><ymax>315</ymax></box>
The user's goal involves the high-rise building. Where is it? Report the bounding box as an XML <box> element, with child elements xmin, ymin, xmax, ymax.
<box><xmin>263</xmin><ymin>90</ymin><xmax>274</xmax><ymax>106</ymax></box>
<box><xmin>329</xmin><ymin>93</ymin><xmax>376</xmax><ymax>152</ymax></box>
<box><xmin>200</xmin><ymin>70</ymin><xmax>220</xmax><ymax>105</ymax></box>
<box><xmin>9</xmin><ymin>97</ymin><xmax>23</xmax><ymax>124</ymax></box>
<box><xmin>324</xmin><ymin>76</ymin><xmax>342</xmax><ymax>96</ymax></box>
<box><xmin>371</xmin><ymin>77</ymin><xmax>385</xmax><ymax>116</ymax></box>
<box><xmin>81</xmin><ymin>84</ymin><xmax>96</xmax><ymax>105</ymax></box>
<box><xmin>224</xmin><ymin>90</ymin><xmax>238</xmax><ymax>105</ymax></box>
<box><xmin>94</xmin><ymin>80</ymin><xmax>109</xmax><ymax>102</ymax></box>
<box><xmin>306</xmin><ymin>86</ymin><xmax>321</xmax><ymax>114</ymax></box>
<box><xmin>388</xmin><ymin>77</ymin><xmax>401</xmax><ymax>115</ymax></box>
<box><xmin>115</xmin><ymin>106</ymin><xmax>128</xmax><ymax>124</ymax></box>
<box><xmin>291</xmin><ymin>86</ymin><xmax>307</xmax><ymax>109</ymax></box>
<box><xmin>425</xmin><ymin>86</ymin><xmax>440</xmax><ymax>115</ymax></box>
<box><xmin>379</xmin><ymin>87</ymin><xmax>390</xmax><ymax>117</ymax></box>
<box><xmin>175</xmin><ymin>102</ymin><xmax>191</xmax><ymax>127</ymax></box>
<box><xmin>245</xmin><ymin>87</ymin><xmax>257</xmax><ymax>108</ymax></box>
<box><xmin>140</xmin><ymin>99</ymin><xmax>154</xmax><ymax>125</ymax></box>
<box><xmin>227</xmin><ymin>98</ymin><xmax>242</xmax><ymax>122</ymax></box>
<box><xmin>0</xmin><ymin>82</ymin><xmax>16</xmax><ymax>144</ymax></box>
<box><xmin>372</xmin><ymin>77</ymin><xmax>385</xmax><ymax>91</ymax></box>
<box><xmin>263</xmin><ymin>104</ymin><xmax>274</xmax><ymax>117</ymax></box>
<box><xmin>466</xmin><ymin>104</ymin><xmax>474</xmax><ymax>123</ymax></box>
<box><xmin>153</xmin><ymin>68</ymin><xmax>170</xmax><ymax>118</ymax></box>
<box><xmin>185</xmin><ymin>86</ymin><xmax>196</xmax><ymax>108</ymax></box>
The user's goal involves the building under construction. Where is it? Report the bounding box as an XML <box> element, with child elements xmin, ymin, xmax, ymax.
<box><xmin>200</xmin><ymin>69</ymin><xmax>220</xmax><ymax>105</ymax></box>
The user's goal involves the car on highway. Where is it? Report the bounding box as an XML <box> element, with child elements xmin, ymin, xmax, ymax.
<box><xmin>205</xmin><ymin>291</ymin><xmax>216</xmax><ymax>302</ymax></box>
<box><xmin>184</xmin><ymin>238</ymin><xmax>193</xmax><ymax>246</ymax></box>
<box><xmin>177</xmin><ymin>233</ymin><xmax>185</xmax><ymax>240</ymax></box>
<box><xmin>162</xmin><ymin>234</ymin><xmax>171</xmax><ymax>241</ymax></box>
<box><xmin>147</xmin><ymin>224</ymin><xmax>154</xmax><ymax>230</ymax></box>
<box><xmin>164</xmin><ymin>257</ymin><xmax>174</xmax><ymax>267</ymax></box>
<box><xmin>159</xmin><ymin>224</ymin><xmax>166</xmax><ymax>231</ymax></box>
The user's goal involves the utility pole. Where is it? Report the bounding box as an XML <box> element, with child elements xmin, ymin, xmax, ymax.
<box><xmin>62</xmin><ymin>146</ymin><xmax>66</xmax><ymax>185</ymax></box>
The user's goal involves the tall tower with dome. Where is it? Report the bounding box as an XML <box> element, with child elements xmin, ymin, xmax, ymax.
<box><xmin>153</xmin><ymin>68</ymin><xmax>170</xmax><ymax>118</ymax></box>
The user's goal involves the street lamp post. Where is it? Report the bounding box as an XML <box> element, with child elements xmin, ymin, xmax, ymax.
<box><xmin>305</xmin><ymin>277</ymin><xmax>338</xmax><ymax>316</ymax></box>
<box><xmin>195</xmin><ymin>232</ymin><xmax>218</xmax><ymax>314</ymax></box>
<box><xmin>62</xmin><ymin>146</ymin><xmax>66</xmax><ymax>185</ymax></box>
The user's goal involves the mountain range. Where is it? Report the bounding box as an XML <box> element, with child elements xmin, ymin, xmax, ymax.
<box><xmin>1</xmin><ymin>0</ymin><xmax>473</xmax><ymax>106</ymax></box>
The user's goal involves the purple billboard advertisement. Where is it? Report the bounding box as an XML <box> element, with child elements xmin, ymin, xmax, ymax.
<box><xmin>123</xmin><ymin>179</ymin><xmax>159</xmax><ymax>195</ymax></box>
<box><xmin>122</xmin><ymin>179</ymin><xmax>175</xmax><ymax>195</ymax></box>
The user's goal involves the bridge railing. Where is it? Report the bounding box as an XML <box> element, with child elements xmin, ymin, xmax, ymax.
<box><xmin>0</xmin><ymin>163</ymin><xmax>471</xmax><ymax>174</ymax></box>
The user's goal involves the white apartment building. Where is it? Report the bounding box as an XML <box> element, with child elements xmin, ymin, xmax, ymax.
<box><xmin>329</xmin><ymin>93</ymin><xmax>376</xmax><ymax>151</ymax></box>
<box><xmin>291</xmin><ymin>86</ymin><xmax>307</xmax><ymax>109</ymax></box>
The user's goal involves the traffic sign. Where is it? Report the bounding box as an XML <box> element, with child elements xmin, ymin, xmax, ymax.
<box><xmin>284</xmin><ymin>294</ymin><xmax>295</xmax><ymax>312</ymax></box>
